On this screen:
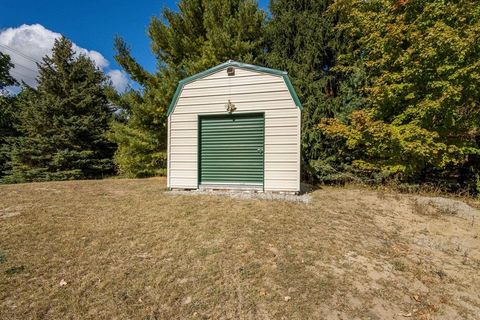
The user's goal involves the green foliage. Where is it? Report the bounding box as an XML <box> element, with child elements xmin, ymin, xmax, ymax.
<box><xmin>476</xmin><ymin>175</ymin><xmax>480</xmax><ymax>199</ymax></box>
<box><xmin>0</xmin><ymin>52</ymin><xmax>18</xmax><ymax>179</ymax></box>
<box><xmin>264</xmin><ymin>0</ymin><xmax>359</xmax><ymax>182</ymax></box>
<box><xmin>4</xmin><ymin>37</ymin><xmax>115</xmax><ymax>183</ymax></box>
<box><xmin>110</xmin><ymin>0</ymin><xmax>266</xmax><ymax>177</ymax></box>
<box><xmin>319</xmin><ymin>0</ymin><xmax>480</xmax><ymax>191</ymax></box>
<box><xmin>0</xmin><ymin>95</ymin><xmax>16</xmax><ymax>178</ymax></box>
<box><xmin>108</xmin><ymin>121</ymin><xmax>166</xmax><ymax>177</ymax></box>
<box><xmin>0</xmin><ymin>52</ymin><xmax>17</xmax><ymax>90</ymax></box>
<box><xmin>320</xmin><ymin>110</ymin><xmax>465</xmax><ymax>179</ymax></box>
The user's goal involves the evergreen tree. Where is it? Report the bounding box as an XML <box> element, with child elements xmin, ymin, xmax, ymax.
<box><xmin>0</xmin><ymin>52</ymin><xmax>17</xmax><ymax>91</ymax></box>
<box><xmin>5</xmin><ymin>37</ymin><xmax>115</xmax><ymax>182</ymax></box>
<box><xmin>110</xmin><ymin>0</ymin><xmax>266</xmax><ymax>177</ymax></box>
<box><xmin>264</xmin><ymin>0</ymin><xmax>357</xmax><ymax>182</ymax></box>
<box><xmin>0</xmin><ymin>52</ymin><xmax>18</xmax><ymax>179</ymax></box>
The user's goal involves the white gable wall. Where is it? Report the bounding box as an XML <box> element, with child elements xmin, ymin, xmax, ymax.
<box><xmin>168</xmin><ymin>67</ymin><xmax>301</xmax><ymax>192</ymax></box>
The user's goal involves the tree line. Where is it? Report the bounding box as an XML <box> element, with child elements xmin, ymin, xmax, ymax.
<box><xmin>1</xmin><ymin>0</ymin><xmax>479</xmax><ymax>195</ymax></box>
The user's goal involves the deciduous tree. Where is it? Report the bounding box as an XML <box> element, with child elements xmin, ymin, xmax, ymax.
<box><xmin>320</xmin><ymin>0</ymin><xmax>480</xmax><ymax>190</ymax></box>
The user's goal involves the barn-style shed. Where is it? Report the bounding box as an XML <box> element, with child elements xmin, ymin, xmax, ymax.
<box><xmin>166</xmin><ymin>60</ymin><xmax>302</xmax><ymax>193</ymax></box>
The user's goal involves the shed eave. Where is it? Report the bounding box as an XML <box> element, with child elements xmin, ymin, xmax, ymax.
<box><xmin>166</xmin><ymin>61</ymin><xmax>303</xmax><ymax>117</ymax></box>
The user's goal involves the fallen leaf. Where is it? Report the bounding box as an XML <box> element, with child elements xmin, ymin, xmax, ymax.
<box><xmin>59</xmin><ymin>279</ymin><xmax>67</xmax><ymax>287</ymax></box>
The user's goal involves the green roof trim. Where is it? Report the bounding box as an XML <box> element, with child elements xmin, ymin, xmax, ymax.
<box><xmin>166</xmin><ymin>60</ymin><xmax>303</xmax><ymax>116</ymax></box>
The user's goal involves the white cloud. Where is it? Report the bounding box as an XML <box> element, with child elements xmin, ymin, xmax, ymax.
<box><xmin>107</xmin><ymin>70</ymin><xmax>129</xmax><ymax>92</ymax></box>
<box><xmin>0</xmin><ymin>24</ymin><xmax>127</xmax><ymax>91</ymax></box>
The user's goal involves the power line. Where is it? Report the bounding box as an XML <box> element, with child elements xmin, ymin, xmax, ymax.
<box><xmin>0</xmin><ymin>43</ymin><xmax>41</xmax><ymax>85</ymax></box>
<box><xmin>10</xmin><ymin>69</ymin><xmax>37</xmax><ymax>82</ymax></box>
<box><xmin>0</xmin><ymin>43</ymin><xmax>42</xmax><ymax>64</ymax></box>
<box><xmin>13</xmin><ymin>62</ymin><xmax>38</xmax><ymax>74</ymax></box>
<box><xmin>10</xmin><ymin>72</ymin><xmax>36</xmax><ymax>83</ymax></box>
<box><xmin>0</xmin><ymin>45</ymin><xmax>40</xmax><ymax>75</ymax></box>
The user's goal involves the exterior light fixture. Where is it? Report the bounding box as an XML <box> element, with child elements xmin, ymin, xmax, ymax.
<box><xmin>225</xmin><ymin>100</ymin><xmax>236</xmax><ymax>113</ymax></box>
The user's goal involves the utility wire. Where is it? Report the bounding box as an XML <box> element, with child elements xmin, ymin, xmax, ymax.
<box><xmin>0</xmin><ymin>44</ymin><xmax>41</xmax><ymax>84</ymax></box>
<box><xmin>0</xmin><ymin>43</ymin><xmax>42</xmax><ymax>64</ymax></box>
<box><xmin>13</xmin><ymin>62</ymin><xmax>38</xmax><ymax>74</ymax></box>
<box><xmin>10</xmin><ymin>69</ymin><xmax>37</xmax><ymax>82</ymax></box>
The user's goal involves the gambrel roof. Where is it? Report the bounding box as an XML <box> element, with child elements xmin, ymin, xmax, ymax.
<box><xmin>166</xmin><ymin>60</ymin><xmax>303</xmax><ymax>116</ymax></box>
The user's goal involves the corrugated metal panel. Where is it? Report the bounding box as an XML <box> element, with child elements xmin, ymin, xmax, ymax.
<box><xmin>176</xmin><ymin>91</ymin><xmax>293</xmax><ymax>107</ymax></box>
<box><xmin>175</xmin><ymin>103</ymin><xmax>294</xmax><ymax>114</ymax></box>
<box><xmin>184</xmin><ymin>75</ymin><xmax>284</xmax><ymax>89</ymax></box>
<box><xmin>171</xmin><ymin>103</ymin><xmax>297</xmax><ymax>118</ymax></box>
<box><xmin>169</xmin><ymin>154</ymin><xmax>196</xmax><ymax>162</ymax></box>
<box><xmin>182</xmin><ymin>82</ymin><xmax>288</xmax><ymax>97</ymax></box>
<box><xmin>170</xmin><ymin>130</ymin><xmax>196</xmax><ymax>138</ymax></box>
<box><xmin>167</xmin><ymin>114</ymin><xmax>171</xmax><ymax>188</ymax></box>
<box><xmin>170</xmin><ymin>178</ymin><xmax>197</xmax><ymax>188</ymax></box>
<box><xmin>170</xmin><ymin>169</ymin><xmax>196</xmax><ymax>179</ymax></box>
<box><xmin>199</xmin><ymin>114</ymin><xmax>264</xmax><ymax>186</ymax></box>
<box><xmin>264</xmin><ymin>180</ymin><xmax>299</xmax><ymax>191</ymax></box>
<box><xmin>265</xmin><ymin>135</ymin><xmax>298</xmax><ymax>145</ymax></box>
<box><xmin>265</xmin><ymin>153</ymin><xmax>298</xmax><ymax>162</ymax></box>
<box><xmin>170</xmin><ymin>145</ymin><xmax>196</xmax><ymax>153</ymax></box>
<box><xmin>265</xmin><ymin>170</ymin><xmax>298</xmax><ymax>180</ymax></box>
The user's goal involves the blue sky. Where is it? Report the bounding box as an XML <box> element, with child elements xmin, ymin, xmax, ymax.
<box><xmin>0</xmin><ymin>0</ymin><xmax>269</xmax><ymax>90</ymax></box>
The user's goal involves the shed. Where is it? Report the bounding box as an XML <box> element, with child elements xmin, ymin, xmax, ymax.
<box><xmin>167</xmin><ymin>60</ymin><xmax>302</xmax><ymax>193</ymax></box>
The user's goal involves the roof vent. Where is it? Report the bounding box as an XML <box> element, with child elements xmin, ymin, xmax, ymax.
<box><xmin>227</xmin><ymin>66</ymin><xmax>235</xmax><ymax>76</ymax></box>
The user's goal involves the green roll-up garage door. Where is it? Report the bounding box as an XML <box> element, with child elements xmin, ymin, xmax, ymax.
<box><xmin>199</xmin><ymin>113</ymin><xmax>264</xmax><ymax>187</ymax></box>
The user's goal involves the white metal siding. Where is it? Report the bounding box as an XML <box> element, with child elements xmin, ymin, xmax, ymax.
<box><xmin>168</xmin><ymin>67</ymin><xmax>300</xmax><ymax>192</ymax></box>
<box><xmin>167</xmin><ymin>115</ymin><xmax>171</xmax><ymax>188</ymax></box>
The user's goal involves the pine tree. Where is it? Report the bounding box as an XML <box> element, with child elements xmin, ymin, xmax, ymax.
<box><xmin>0</xmin><ymin>52</ymin><xmax>18</xmax><ymax>179</ymax></box>
<box><xmin>0</xmin><ymin>52</ymin><xmax>17</xmax><ymax>91</ymax></box>
<box><xmin>5</xmin><ymin>37</ymin><xmax>115</xmax><ymax>182</ymax></box>
<box><xmin>109</xmin><ymin>0</ymin><xmax>266</xmax><ymax>177</ymax></box>
<box><xmin>264</xmin><ymin>0</ymin><xmax>357</xmax><ymax>183</ymax></box>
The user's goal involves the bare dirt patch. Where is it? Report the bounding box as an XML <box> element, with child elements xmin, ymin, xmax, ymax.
<box><xmin>413</xmin><ymin>195</ymin><xmax>479</xmax><ymax>220</ymax></box>
<box><xmin>0</xmin><ymin>179</ymin><xmax>479</xmax><ymax>319</ymax></box>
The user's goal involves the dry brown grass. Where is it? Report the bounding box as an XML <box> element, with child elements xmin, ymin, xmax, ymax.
<box><xmin>0</xmin><ymin>178</ymin><xmax>479</xmax><ymax>319</ymax></box>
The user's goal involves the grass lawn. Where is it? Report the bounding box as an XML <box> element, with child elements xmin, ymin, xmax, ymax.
<box><xmin>0</xmin><ymin>178</ymin><xmax>479</xmax><ymax>319</ymax></box>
